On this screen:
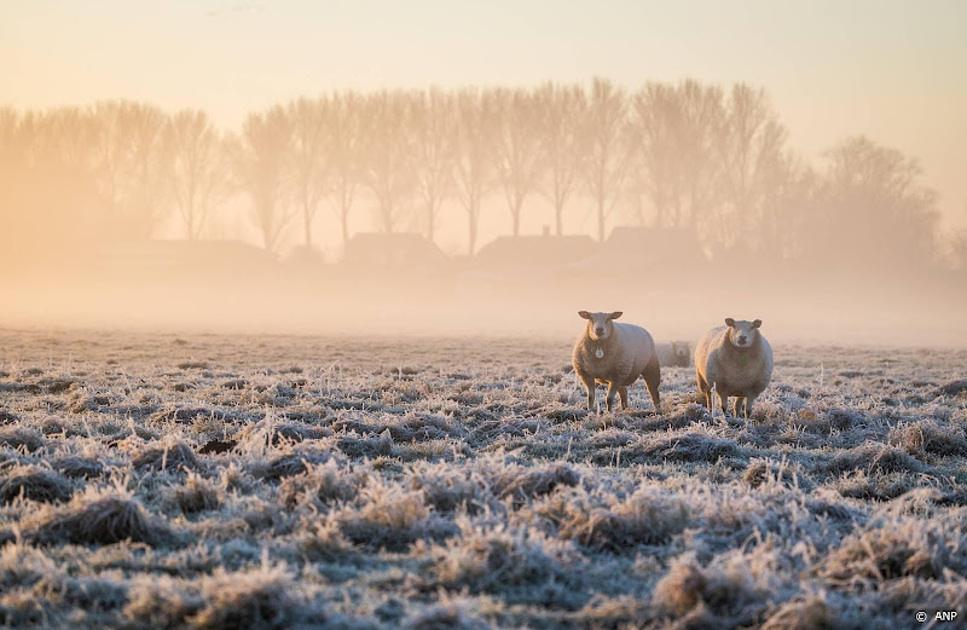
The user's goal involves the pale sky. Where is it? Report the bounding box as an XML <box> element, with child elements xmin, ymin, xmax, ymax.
<box><xmin>3</xmin><ymin>0</ymin><xmax>966</xmax><ymax>233</ymax></box>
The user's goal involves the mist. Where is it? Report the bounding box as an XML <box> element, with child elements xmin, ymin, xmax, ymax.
<box><xmin>1</xmin><ymin>80</ymin><xmax>965</xmax><ymax>346</ymax></box>
<box><xmin>4</xmin><ymin>7</ymin><xmax>967</xmax><ymax>627</ymax></box>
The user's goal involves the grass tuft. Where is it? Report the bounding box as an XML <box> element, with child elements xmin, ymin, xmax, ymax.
<box><xmin>26</xmin><ymin>490</ymin><xmax>176</xmax><ymax>547</ymax></box>
<box><xmin>0</xmin><ymin>465</ymin><xmax>73</xmax><ymax>504</ymax></box>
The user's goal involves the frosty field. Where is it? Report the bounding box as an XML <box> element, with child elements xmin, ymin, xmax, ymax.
<box><xmin>0</xmin><ymin>329</ymin><xmax>965</xmax><ymax>629</ymax></box>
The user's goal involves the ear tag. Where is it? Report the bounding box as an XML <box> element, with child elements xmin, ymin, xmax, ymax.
<box><xmin>595</xmin><ymin>348</ymin><xmax>605</xmax><ymax>359</ymax></box>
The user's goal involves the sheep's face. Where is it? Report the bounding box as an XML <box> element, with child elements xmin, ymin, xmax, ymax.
<box><xmin>673</xmin><ymin>343</ymin><xmax>689</xmax><ymax>361</ymax></box>
<box><xmin>725</xmin><ymin>318</ymin><xmax>762</xmax><ymax>349</ymax></box>
<box><xmin>579</xmin><ymin>311</ymin><xmax>622</xmax><ymax>341</ymax></box>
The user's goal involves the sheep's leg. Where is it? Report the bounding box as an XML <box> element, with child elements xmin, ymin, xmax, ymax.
<box><xmin>578</xmin><ymin>372</ymin><xmax>596</xmax><ymax>411</ymax></box>
<box><xmin>734</xmin><ymin>396</ymin><xmax>747</xmax><ymax>418</ymax></box>
<box><xmin>605</xmin><ymin>382</ymin><xmax>618</xmax><ymax>413</ymax></box>
<box><xmin>745</xmin><ymin>395</ymin><xmax>757</xmax><ymax>418</ymax></box>
<box><xmin>719</xmin><ymin>390</ymin><xmax>730</xmax><ymax>416</ymax></box>
<box><xmin>643</xmin><ymin>357</ymin><xmax>661</xmax><ymax>413</ymax></box>
<box><xmin>696</xmin><ymin>371</ymin><xmax>709</xmax><ymax>408</ymax></box>
<box><xmin>618</xmin><ymin>386</ymin><xmax>629</xmax><ymax>409</ymax></box>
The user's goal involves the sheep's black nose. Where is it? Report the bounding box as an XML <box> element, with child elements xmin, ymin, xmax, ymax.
<box><xmin>738</xmin><ymin>335</ymin><xmax>748</xmax><ymax>344</ymax></box>
<box><xmin>595</xmin><ymin>327</ymin><xmax>605</xmax><ymax>336</ymax></box>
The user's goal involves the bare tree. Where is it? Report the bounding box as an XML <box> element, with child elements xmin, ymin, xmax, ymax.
<box><xmin>126</xmin><ymin>103</ymin><xmax>170</xmax><ymax>238</ymax></box>
<box><xmin>951</xmin><ymin>206</ymin><xmax>967</xmax><ymax>273</ymax></box>
<box><xmin>714</xmin><ymin>84</ymin><xmax>790</xmax><ymax>250</ymax></box>
<box><xmin>490</xmin><ymin>87</ymin><xmax>544</xmax><ymax>237</ymax></box>
<box><xmin>2</xmin><ymin>107</ymin><xmax>107</xmax><ymax>260</ymax></box>
<box><xmin>234</xmin><ymin>105</ymin><xmax>293</xmax><ymax>253</ymax></box>
<box><xmin>629</xmin><ymin>83</ymin><xmax>677</xmax><ymax>228</ymax></box>
<box><xmin>287</xmin><ymin>97</ymin><xmax>328</xmax><ymax>247</ymax></box>
<box><xmin>324</xmin><ymin>91</ymin><xmax>364</xmax><ymax>246</ymax></box>
<box><xmin>452</xmin><ymin>89</ymin><xmax>495</xmax><ymax>254</ymax></box>
<box><xmin>360</xmin><ymin>91</ymin><xmax>414</xmax><ymax>233</ymax></box>
<box><xmin>0</xmin><ymin>109</ymin><xmax>32</xmax><ymax>257</ymax></box>
<box><xmin>91</xmin><ymin>101</ymin><xmax>171</xmax><ymax>237</ymax></box>
<box><xmin>91</xmin><ymin>102</ymin><xmax>127</xmax><ymax>221</ymax></box>
<box><xmin>534</xmin><ymin>82</ymin><xmax>587</xmax><ymax>236</ymax></box>
<box><xmin>629</xmin><ymin>80</ymin><xmax>723</xmax><ymax>229</ymax></box>
<box><xmin>583</xmin><ymin>78</ymin><xmax>630</xmax><ymax>242</ymax></box>
<box><xmin>41</xmin><ymin>106</ymin><xmax>101</xmax><ymax>177</ymax></box>
<box><xmin>167</xmin><ymin>109</ymin><xmax>232</xmax><ymax>240</ymax></box>
<box><xmin>409</xmin><ymin>88</ymin><xmax>456</xmax><ymax>243</ymax></box>
<box><xmin>805</xmin><ymin>136</ymin><xmax>938</xmax><ymax>269</ymax></box>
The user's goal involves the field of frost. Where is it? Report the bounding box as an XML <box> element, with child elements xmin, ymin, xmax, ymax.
<box><xmin>0</xmin><ymin>329</ymin><xmax>965</xmax><ymax>628</ymax></box>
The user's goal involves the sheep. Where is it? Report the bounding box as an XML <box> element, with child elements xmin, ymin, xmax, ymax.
<box><xmin>656</xmin><ymin>341</ymin><xmax>691</xmax><ymax>367</ymax></box>
<box><xmin>694</xmin><ymin>318</ymin><xmax>773</xmax><ymax>417</ymax></box>
<box><xmin>670</xmin><ymin>342</ymin><xmax>691</xmax><ymax>367</ymax></box>
<box><xmin>572</xmin><ymin>311</ymin><xmax>661</xmax><ymax>413</ymax></box>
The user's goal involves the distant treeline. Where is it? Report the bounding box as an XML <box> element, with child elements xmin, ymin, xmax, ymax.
<box><xmin>1</xmin><ymin>78</ymin><xmax>962</xmax><ymax>273</ymax></box>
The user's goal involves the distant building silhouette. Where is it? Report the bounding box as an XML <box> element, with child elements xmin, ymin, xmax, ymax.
<box><xmin>473</xmin><ymin>231</ymin><xmax>597</xmax><ymax>272</ymax></box>
<box><xmin>100</xmin><ymin>239</ymin><xmax>278</xmax><ymax>281</ymax></box>
<box><xmin>343</xmin><ymin>232</ymin><xmax>448</xmax><ymax>273</ymax></box>
<box><xmin>570</xmin><ymin>226</ymin><xmax>707</xmax><ymax>274</ymax></box>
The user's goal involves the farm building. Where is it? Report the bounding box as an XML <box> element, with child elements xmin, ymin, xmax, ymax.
<box><xmin>472</xmin><ymin>230</ymin><xmax>598</xmax><ymax>272</ymax></box>
<box><xmin>96</xmin><ymin>239</ymin><xmax>279</xmax><ymax>283</ymax></box>
<box><xmin>569</xmin><ymin>226</ymin><xmax>708</xmax><ymax>275</ymax></box>
<box><xmin>343</xmin><ymin>232</ymin><xmax>449</xmax><ymax>273</ymax></box>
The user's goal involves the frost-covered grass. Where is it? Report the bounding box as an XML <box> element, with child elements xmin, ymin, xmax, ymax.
<box><xmin>0</xmin><ymin>329</ymin><xmax>965</xmax><ymax>628</ymax></box>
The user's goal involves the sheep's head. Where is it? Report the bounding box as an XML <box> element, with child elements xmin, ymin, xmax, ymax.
<box><xmin>579</xmin><ymin>311</ymin><xmax>622</xmax><ymax>341</ymax></box>
<box><xmin>725</xmin><ymin>317</ymin><xmax>762</xmax><ymax>349</ymax></box>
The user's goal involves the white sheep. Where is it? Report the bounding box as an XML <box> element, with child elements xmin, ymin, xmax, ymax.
<box><xmin>656</xmin><ymin>341</ymin><xmax>691</xmax><ymax>367</ymax></box>
<box><xmin>572</xmin><ymin>311</ymin><xmax>661</xmax><ymax>413</ymax></box>
<box><xmin>694</xmin><ymin>317</ymin><xmax>773</xmax><ymax>417</ymax></box>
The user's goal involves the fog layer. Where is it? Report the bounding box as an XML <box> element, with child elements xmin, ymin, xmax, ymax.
<box><xmin>2</xmin><ymin>81</ymin><xmax>965</xmax><ymax>346</ymax></box>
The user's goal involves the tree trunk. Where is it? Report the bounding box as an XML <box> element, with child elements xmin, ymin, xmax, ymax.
<box><xmin>426</xmin><ymin>202</ymin><xmax>435</xmax><ymax>243</ymax></box>
<box><xmin>381</xmin><ymin>202</ymin><xmax>394</xmax><ymax>233</ymax></box>
<box><xmin>468</xmin><ymin>206</ymin><xmax>479</xmax><ymax>255</ymax></box>
<box><xmin>555</xmin><ymin>201</ymin><xmax>564</xmax><ymax>236</ymax></box>
<box><xmin>512</xmin><ymin>204</ymin><xmax>521</xmax><ymax>237</ymax></box>
<box><xmin>303</xmin><ymin>201</ymin><xmax>312</xmax><ymax>247</ymax></box>
<box><xmin>597</xmin><ymin>197</ymin><xmax>606</xmax><ymax>242</ymax></box>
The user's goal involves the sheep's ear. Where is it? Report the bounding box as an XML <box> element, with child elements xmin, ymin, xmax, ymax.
<box><xmin>578</xmin><ymin>311</ymin><xmax>591</xmax><ymax>320</ymax></box>
<box><xmin>609</xmin><ymin>312</ymin><xmax>623</xmax><ymax>320</ymax></box>
<box><xmin>725</xmin><ymin>317</ymin><xmax>735</xmax><ymax>327</ymax></box>
<box><xmin>752</xmin><ymin>319</ymin><xmax>762</xmax><ymax>328</ymax></box>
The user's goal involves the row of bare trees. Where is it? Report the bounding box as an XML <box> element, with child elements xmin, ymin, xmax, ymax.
<box><xmin>0</xmin><ymin>79</ymin><xmax>950</xmax><ymax>270</ymax></box>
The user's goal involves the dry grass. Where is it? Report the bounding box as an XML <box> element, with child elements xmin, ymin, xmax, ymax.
<box><xmin>131</xmin><ymin>439</ymin><xmax>200</xmax><ymax>472</ymax></box>
<box><xmin>0</xmin><ymin>329</ymin><xmax>964</xmax><ymax>627</ymax></box>
<box><xmin>25</xmin><ymin>489</ymin><xmax>176</xmax><ymax>547</ymax></box>
<box><xmin>0</xmin><ymin>465</ymin><xmax>73</xmax><ymax>504</ymax></box>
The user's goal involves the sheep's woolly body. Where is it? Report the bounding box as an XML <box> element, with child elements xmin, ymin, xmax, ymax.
<box><xmin>572</xmin><ymin>322</ymin><xmax>661</xmax><ymax>413</ymax></box>
<box><xmin>694</xmin><ymin>325</ymin><xmax>773</xmax><ymax>416</ymax></box>
<box><xmin>656</xmin><ymin>342</ymin><xmax>691</xmax><ymax>367</ymax></box>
